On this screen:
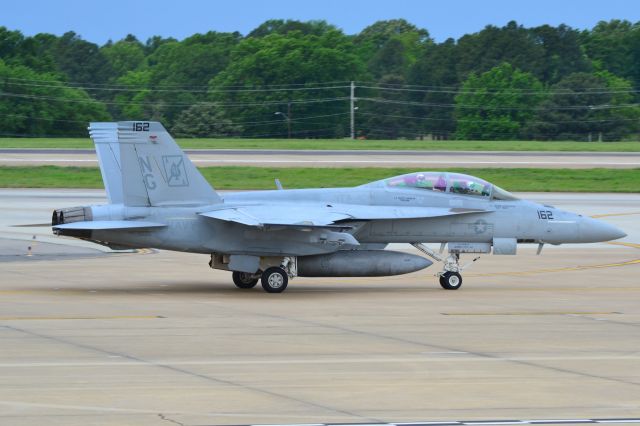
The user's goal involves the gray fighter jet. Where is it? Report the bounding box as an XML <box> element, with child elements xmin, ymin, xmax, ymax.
<box><xmin>52</xmin><ymin>122</ymin><xmax>626</xmax><ymax>293</ymax></box>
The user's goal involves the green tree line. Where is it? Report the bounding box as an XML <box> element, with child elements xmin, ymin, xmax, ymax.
<box><xmin>0</xmin><ymin>19</ymin><xmax>639</xmax><ymax>140</ymax></box>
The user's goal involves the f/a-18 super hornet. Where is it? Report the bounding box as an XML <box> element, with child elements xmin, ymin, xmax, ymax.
<box><xmin>52</xmin><ymin>122</ymin><xmax>626</xmax><ymax>293</ymax></box>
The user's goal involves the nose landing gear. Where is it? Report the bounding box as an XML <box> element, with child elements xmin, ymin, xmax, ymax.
<box><xmin>412</xmin><ymin>243</ymin><xmax>480</xmax><ymax>290</ymax></box>
<box><xmin>439</xmin><ymin>271</ymin><xmax>463</xmax><ymax>290</ymax></box>
<box><xmin>437</xmin><ymin>252</ymin><xmax>464</xmax><ymax>290</ymax></box>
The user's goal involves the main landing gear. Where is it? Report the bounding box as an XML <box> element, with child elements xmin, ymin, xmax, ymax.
<box><xmin>231</xmin><ymin>257</ymin><xmax>296</xmax><ymax>293</ymax></box>
<box><xmin>231</xmin><ymin>267</ymin><xmax>289</xmax><ymax>293</ymax></box>
<box><xmin>260</xmin><ymin>267</ymin><xmax>288</xmax><ymax>293</ymax></box>
<box><xmin>412</xmin><ymin>243</ymin><xmax>479</xmax><ymax>290</ymax></box>
<box><xmin>232</xmin><ymin>271</ymin><xmax>259</xmax><ymax>289</ymax></box>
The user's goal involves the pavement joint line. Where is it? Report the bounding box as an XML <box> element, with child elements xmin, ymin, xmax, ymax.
<box><xmin>0</xmin><ymin>400</ymin><xmax>349</xmax><ymax>420</ymax></box>
<box><xmin>0</xmin><ymin>315</ymin><xmax>164</xmax><ymax>320</ymax></box>
<box><xmin>4</xmin><ymin>354</ymin><xmax>640</xmax><ymax>368</ymax></box>
<box><xmin>208</xmin><ymin>303</ymin><xmax>640</xmax><ymax>389</ymax></box>
<box><xmin>440</xmin><ymin>312</ymin><xmax>620</xmax><ymax>316</ymax></box>
<box><xmin>1</xmin><ymin>325</ymin><xmax>371</xmax><ymax>421</ymax></box>
<box><xmin>220</xmin><ymin>420</ymin><xmax>640</xmax><ymax>426</ymax></box>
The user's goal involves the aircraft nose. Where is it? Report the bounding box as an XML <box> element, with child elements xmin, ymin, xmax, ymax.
<box><xmin>580</xmin><ymin>217</ymin><xmax>627</xmax><ymax>243</ymax></box>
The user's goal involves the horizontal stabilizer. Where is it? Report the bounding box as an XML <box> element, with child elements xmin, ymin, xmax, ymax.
<box><xmin>53</xmin><ymin>221</ymin><xmax>166</xmax><ymax>231</ymax></box>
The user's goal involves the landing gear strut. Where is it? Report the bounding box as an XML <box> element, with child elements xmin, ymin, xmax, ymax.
<box><xmin>412</xmin><ymin>243</ymin><xmax>479</xmax><ymax>290</ymax></box>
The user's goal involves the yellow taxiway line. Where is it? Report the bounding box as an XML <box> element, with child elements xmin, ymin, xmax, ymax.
<box><xmin>591</xmin><ymin>211</ymin><xmax>640</xmax><ymax>218</ymax></box>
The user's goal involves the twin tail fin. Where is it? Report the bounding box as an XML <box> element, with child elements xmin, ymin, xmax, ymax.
<box><xmin>89</xmin><ymin>121</ymin><xmax>222</xmax><ymax>207</ymax></box>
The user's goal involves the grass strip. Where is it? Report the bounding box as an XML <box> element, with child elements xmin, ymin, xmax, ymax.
<box><xmin>0</xmin><ymin>138</ymin><xmax>639</xmax><ymax>152</ymax></box>
<box><xmin>0</xmin><ymin>166</ymin><xmax>638</xmax><ymax>193</ymax></box>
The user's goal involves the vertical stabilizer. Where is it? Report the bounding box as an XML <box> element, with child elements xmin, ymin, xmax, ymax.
<box><xmin>89</xmin><ymin>121</ymin><xmax>222</xmax><ymax>207</ymax></box>
<box><xmin>89</xmin><ymin>122</ymin><xmax>123</xmax><ymax>204</ymax></box>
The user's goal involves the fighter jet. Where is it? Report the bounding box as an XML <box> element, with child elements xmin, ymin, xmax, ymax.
<box><xmin>51</xmin><ymin>122</ymin><xmax>626</xmax><ymax>293</ymax></box>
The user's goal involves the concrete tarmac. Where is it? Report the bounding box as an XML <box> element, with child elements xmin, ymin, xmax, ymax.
<box><xmin>2</xmin><ymin>148</ymin><xmax>640</xmax><ymax>168</ymax></box>
<box><xmin>0</xmin><ymin>189</ymin><xmax>639</xmax><ymax>426</ymax></box>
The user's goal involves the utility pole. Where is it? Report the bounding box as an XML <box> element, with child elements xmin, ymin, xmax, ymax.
<box><xmin>350</xmin><ymin>81</ymin><xmax>355</xmax><ymax>140</ymax></box>
<box><xmin>274</xmin><ymin>108</ymin><xmax>291</xmax><ymax>139</ymax></box>
<box><xmin>287</xmin><ymin>101</ymin><xmax>292</xmax><ymax>139</ymax></box>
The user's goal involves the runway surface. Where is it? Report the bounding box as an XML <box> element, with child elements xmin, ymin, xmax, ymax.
<box><xmin>2</xmin><ymin>148</ymin><xmax>640</xmax><ymax>168</ymax></box>
<box><xmin>1</xmin><ymin>189</ymin><xmax>639</xmax><ymax>426</ymax></box>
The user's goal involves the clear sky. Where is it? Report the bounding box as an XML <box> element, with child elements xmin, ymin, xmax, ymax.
<box><xmin>3</xmin><ymin>0</ymin><xmax>639</xmax><ymax>44</ymax></box>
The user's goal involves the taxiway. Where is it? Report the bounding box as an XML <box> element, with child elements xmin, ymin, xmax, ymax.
<box><xmin>2</xmin><ymin>148</ymin><xmax>640</xmax><ymax>168</ymax></box>
<box><xmin>0</xmin><ymin>189</ymin><xmax>638</xmax><ymax>426</ymax></box>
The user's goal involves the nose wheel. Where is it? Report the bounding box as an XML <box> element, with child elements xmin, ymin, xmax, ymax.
<box><xmin>439</xmin><ymin>271</ymin><xmax>463</xmax><ymax>290</ymax></box>
<box><xmin>412</xmin><ymin>243</ymin><xmax>478</xmax><ymax>290</ymax></box>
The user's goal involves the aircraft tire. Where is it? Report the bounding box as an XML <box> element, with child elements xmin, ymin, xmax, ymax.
<box><xmin>440</xmin><ymin>272</ymin><xmax>462</xmax><ymax>290</ymax></box>
<box><xmin>232</xmin><ymin>271</ymin><xmax>259</xmax><ymax>289</ymax></box>
<box><xmin>261</xmin><ymin>267</ymin><xmax>288</xmax><ymax>293</ymax></box>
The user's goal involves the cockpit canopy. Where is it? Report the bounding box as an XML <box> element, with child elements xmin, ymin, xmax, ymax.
<box><xmin>381</xmin><ymin>172</ymin><xmax>517</xmax><ymax>200</ymax></box>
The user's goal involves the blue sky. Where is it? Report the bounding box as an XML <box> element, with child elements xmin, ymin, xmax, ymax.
<box><xmin>3</xmin><ymin>0</ymin><xmax>639</xmax><ymax>44</ymax></box>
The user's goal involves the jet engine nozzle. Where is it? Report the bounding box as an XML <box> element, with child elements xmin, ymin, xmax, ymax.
<box><xmin>52</xmin><ymin>206</ymin><xmax>92</xmax><ymax>226</ymax></box>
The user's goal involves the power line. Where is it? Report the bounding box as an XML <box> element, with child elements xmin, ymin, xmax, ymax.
<box><xmin>0</xmin><ymin>91</ymin><xmax>350</xmax><ymax>107</ymax></box>
<box><xmin>0</xmin><ymin>126</ymin><xmax>340</xmax><ymax>139</ymax></box>
<box><xmin>356</xmin><ymin>80</ymin><xmax>640</xmax><ymax>94</ymax></box>
<box><xmin>3</xmin><ymin>79</ymin><xmax>350</xmax><ymax>93</ymax></box>
<box><xmin>0</xmin><ymin>111</ymin><xmax>349</xmax><ymax>127</ymax></box>
<box><xmin>4</xmin><ymin>77</ymin><xmax>638</xmax><ymax>96</ymax></box>
<box><xmin>357</xmin><ymin>84</ymin><xmax>640</xmax><ymax>96</ymax></box>
<box><xmin>356</xmin><ymin>111</ymin><xmax>640</xmax><ymax>124</ymax></box>
<box><xmin>2</xmin><ymin>76</ymin><xmax>352</xmax><ymax>90</ymax></box>
<box><xmin>359</xmin><ymin>97</ymin><xmax>640</xmax><ymax>110</ymax></box>
<box><xmin>3</xmin><ymin>89</ymin><xmax>634</xmax><ymax>111</ymax></box>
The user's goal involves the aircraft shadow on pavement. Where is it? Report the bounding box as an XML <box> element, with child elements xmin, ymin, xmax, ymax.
<box><xmin>16</xmin><ymin>281</ymin><xmax>441</xmax><ymax>297</ymax></box>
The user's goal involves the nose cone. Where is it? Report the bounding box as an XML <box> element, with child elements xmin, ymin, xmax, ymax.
<box><xmin>580</xmin><ymin>217</ymin><xmax>627</xmax><ymax>243</ymax></box>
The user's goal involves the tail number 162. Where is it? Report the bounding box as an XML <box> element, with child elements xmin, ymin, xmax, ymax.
<box><xmin>537</xmin><ymin>210</ymin><xmax>554</xmax><ymax>220</ymax></box>
<box><xmin>132</xmin><ymin>122</ymin><xmax>150</xmax><ymax>132</ymax></box>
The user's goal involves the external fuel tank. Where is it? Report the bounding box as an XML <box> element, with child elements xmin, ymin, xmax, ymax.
<box><xmin>298</xmin><ymin>250</ymin><xmax>432</xmax><ymax>277</ymax></box>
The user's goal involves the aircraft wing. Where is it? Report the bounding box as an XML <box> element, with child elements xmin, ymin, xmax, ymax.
<box><xmin>199</xmin><ymin>205</ymin><xmax>353</xmax><ymax>230</ymax></box>
<box><xmin>199</xmin><ymin>203</ymin><xmax>491</xmax><ymax>229</ymax></box>
<box><xmin>52</xmin><ymin>221</ymin><xmax>167</xmax><ymax>230</ymax></box>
